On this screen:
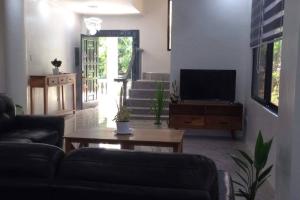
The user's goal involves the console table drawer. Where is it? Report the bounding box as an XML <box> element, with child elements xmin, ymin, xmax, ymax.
<box><xmin>48</xmin><ymin>77</ymin><xmax>59</xmax><ymax>86</ymax></box>
<box><xmin>59</xmin><ymin>76</ymin><xmax>67</xmax><ymax>84</ymax></box>
<box><xmin>206</xmin><ymin>116</ymin><xmax>242</xmax><ymax>129</ymax></box>
<box><xmin>67</xmin><ymin>76</ymin><xmax>75</xmax><ymax>83</ymax></box>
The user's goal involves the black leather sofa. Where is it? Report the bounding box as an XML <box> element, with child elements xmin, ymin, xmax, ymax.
<box><xmin>0</xmin><ymin>94</ymin><xmax>64</xmax><ymax>147</ymax></box>
<box><xmin>0</xmin><ymin>143</ymin><xmax>234</xmax><ymax>200</ymax></box>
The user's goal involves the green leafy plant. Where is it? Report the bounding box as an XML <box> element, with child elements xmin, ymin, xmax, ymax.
<box><xmin>170</xmin><ymin>80</ymin><xmax>179</xmax><ymax>104</ymax></box>
<box><xmin>113</xmin><ymin>86</ymin><xmax>130</xmax><ymax>122</ymax></box>
<box><xmin>231</xmin><ymin>131</ymin><xmax>273</xmax><ymax>200</ymax></box>
<box><xmin>15</xmin><ymin>104</ymin><xmax>24</xmax><ymax>115</ymax></box>
<box><xmin>151</xmin><ymin>82</ymin><xmax>166</xmax><ymax>125</ymax></box>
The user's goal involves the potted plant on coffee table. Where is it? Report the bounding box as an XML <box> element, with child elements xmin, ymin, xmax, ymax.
<box><xmin>113</xmin><ymin>86</ymin><xmax>131</xmax><ymax>134</ymax></box>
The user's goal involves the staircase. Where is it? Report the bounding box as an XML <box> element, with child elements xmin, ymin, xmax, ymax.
<box><xmin>127</xmin><ymin>73</ymin><xmax>170</xmax><ymax>120</ymax></box>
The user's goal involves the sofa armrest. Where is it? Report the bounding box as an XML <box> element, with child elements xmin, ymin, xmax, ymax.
<box><xmin>218</xmin><ymin>170</ymin><xmax>235</xmax><ymax>200</ymax></box>
<box><xmin>14</xmin><ymin>115</ymin><xmax>65</xmax><ymax>147</ymax></box>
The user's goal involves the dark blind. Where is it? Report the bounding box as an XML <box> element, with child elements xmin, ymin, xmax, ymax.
<box><xmin>250</xmin><ymin>0</ymin><xmax>285</xmax><ymax>47</ymax></box>
<box><xmin>250</xmin><ymin>0</ymin><xmax>264</xmax><ymax>47</ymax></box>
<box><xmin>262</xmin><ymin>0</ymin><xmax>285</xmax><ymax>43</ymax></box>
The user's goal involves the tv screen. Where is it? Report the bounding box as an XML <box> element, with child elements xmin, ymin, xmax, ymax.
<box><xmin>180</xmin><ymin>69</ymin><xmax>236</xmax><ymax>102</ymax></box>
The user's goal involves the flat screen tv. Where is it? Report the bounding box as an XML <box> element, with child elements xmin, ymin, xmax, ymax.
<box><xmin>180</xmin><ymin>69</ymin><xmax>236</xmax><ymax>102</ymax></box>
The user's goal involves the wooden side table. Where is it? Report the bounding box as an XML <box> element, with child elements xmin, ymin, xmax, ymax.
<box><xmin>29</xmin><ymin>73</ymin><xmax>77</xmax><ymax>115</ymax></box>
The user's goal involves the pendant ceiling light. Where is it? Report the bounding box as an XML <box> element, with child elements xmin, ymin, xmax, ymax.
<box><xmin>84</xmin><ymin>17</ymin><xmax>102</xmax><ymax>35</ymax></box>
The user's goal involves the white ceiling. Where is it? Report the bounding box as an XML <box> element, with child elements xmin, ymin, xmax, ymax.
<box><xmin>60</xmin><ymin>0</ymin><xmax>143</xmax><ymax>15</ymax></box>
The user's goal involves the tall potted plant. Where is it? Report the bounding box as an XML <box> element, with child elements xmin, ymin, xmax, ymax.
<box><xmin>151</xmin><ymin>82</ymin><xmax>166</xmax><ymax>125</ymax></box>
<box><xmin>231</xmin><ymin>131</ymin><xmax>273</xmax><ymax>200</ymax></box>
<box><xmin>113</xmin><ymin>86</ymin><xmax>131</xmax><ymax>134</ymax></box>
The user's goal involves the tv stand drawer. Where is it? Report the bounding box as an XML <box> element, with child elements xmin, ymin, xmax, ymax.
<box><xmin>206</xmin><ymin>116</ymin><xmax>242</xmax><ymax>129</ymax></box>
<box><xmin>170</xmin><ymin>115</ymin><xmax>205</xmax><ymax>128</ymax></box>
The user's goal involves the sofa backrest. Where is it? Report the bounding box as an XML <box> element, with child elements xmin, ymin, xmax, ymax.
<box><xmin>0</xmin><ymin>143</ymin><xmax>64</xmax><ymax>179</ymax></box>
<box><xmin>0</xmin><ymin>94</ymin><xmax>16</xmax><ymax>132</ymax></box>
<box><xmin>57</xmin><ymin>148</ymin><xmax>218</xmax><ymax>199</ymax></box>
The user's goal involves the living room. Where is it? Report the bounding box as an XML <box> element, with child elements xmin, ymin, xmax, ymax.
<box><xmin>0</xmin><ymin>0</ymin><xmax>299</xmax><ymax>199</ymax></box>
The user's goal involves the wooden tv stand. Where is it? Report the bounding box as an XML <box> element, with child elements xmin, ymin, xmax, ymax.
<box><xmin>169</xmin><ymin>101</ymin><xmax>243</xmax><ymax>138</ymax></box>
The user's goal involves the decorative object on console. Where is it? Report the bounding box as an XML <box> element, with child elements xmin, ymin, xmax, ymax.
<box><xmin>51</xmin><ymin>58</ymin><xmax>62</xmax><ymax>75</ymax></box>
<box><xmin>151</xmin><ymin>82</ymin><xmax>166</xmax><ymax>125</ymax></box>
<box><xmin>170</xmin><ymin>80</ymin><xmax>179</xmax><ymax>104</ymax></box>
<box><xmin>231</xmin><ymin>131</ymin><xmax>273</xmax><ymax>200</ymax></box>
<box><xmin>113</xmin><ymin>86</ymin><xmax>131</xmax><ymax>134</ymax></box>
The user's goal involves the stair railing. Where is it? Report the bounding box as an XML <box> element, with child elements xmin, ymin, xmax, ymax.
<box><xmin>114</xmin><ymin>47</ymin><xmax>143</xmax><ymax>105</ymax></box>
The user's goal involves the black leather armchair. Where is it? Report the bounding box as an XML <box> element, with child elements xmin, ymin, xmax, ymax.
<box><xmin>0</xmin><ymin>94</ymin><xmax>64</xmax><ymax>147</ymax></box>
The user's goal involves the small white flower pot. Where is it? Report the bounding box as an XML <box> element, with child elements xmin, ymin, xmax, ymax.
<box><xmin>116</xmin><ymin>122</ymin><xmax>131</xmax><ymax>134</ymax></box>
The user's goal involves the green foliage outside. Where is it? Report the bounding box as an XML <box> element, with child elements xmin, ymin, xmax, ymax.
<box><xmin>271</xmin><ymin>40</ymin><xmax>282</xmax><ymax>106</ymax></box>
<box><xmin>98</xmin><ymin>37</ymin><xmax>107</xmax><ymax>79</ymax></box>
<box><xmin>118</xmin><ymin>37</ymin><xmax>133</xmax><ymax>75</ymax></box>
<box><xmin>97</xmin><ymin>37</ymin><xmax>133</xmax><ymax>78</ymax></box>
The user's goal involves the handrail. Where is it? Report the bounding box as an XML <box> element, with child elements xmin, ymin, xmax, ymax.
<box><xmin>114</xmin><ymin>47</ymin><xmax>140</xmax><ymax>105</ymax></box>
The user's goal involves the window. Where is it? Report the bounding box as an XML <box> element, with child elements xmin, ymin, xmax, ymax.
<box><xmin>167</xmin><ymin>0</ymin><xmax>172</xmax><ymax>51</ymax></box>
<box><xmin>251</xmin><ymin>40</ymin><xmax>282</xmax><ymax>113</ymax></box>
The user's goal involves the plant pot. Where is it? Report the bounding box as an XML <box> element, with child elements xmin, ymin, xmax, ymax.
<box><xmin>53</xmin><ymin>67</ymin><xmax>59</xmax><ymax>75</ymax></box>
<box><xmin>116</xmin><ymin>121</ymin><xmax>131</xmax><ymax>134</ymax></box>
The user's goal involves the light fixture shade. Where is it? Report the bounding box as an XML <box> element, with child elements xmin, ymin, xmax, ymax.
<box><xmin>84</xmin><ymin>17</ymin><xmax>102</xmax><ymax>35</ymax></box>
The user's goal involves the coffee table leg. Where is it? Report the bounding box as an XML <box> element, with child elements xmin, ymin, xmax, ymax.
<box><xmin>65</xmin><ymin>138</ymin><xmax>74</xmax><ymax>153</ymax></box>
<box><xmin>173</xmin><ymin>142</ymin><xmax>183</xmax><ymax>153</ymax></box>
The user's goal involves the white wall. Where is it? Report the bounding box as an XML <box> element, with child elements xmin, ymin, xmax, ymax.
<box><xmin>81</xmin><ymin>0</ymin><xmax>170</xmax><ymax>74</ymax></box>
<box><xmin>3</xmin><ymin>0</ymin><xmax>27</xmax><ymax>108</ymax></box>
<box><xmin>0</xmin><ymin>1</ymin><xmax>5</xmax><ymax>93</ymax></box>
<box><xmin>170</xmin><ymin>0</ymin><xmax>252</xmax><ymax>103</ymax></box>
<box><xmin>25</xmin><ymin>0</ymin><xmax>81</xmax><ymax>114</ymax></box>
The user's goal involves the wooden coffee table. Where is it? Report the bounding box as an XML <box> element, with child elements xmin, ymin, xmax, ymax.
<box><xmin>64</xmin><ymin>128</ymin><xmax>184</xmax><ymax>153</ymax></box>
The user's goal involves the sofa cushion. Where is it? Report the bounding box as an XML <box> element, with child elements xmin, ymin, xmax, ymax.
<box><xmin>58</xmin><ymin>148</ymin><xmax>218</xmax><ymax>191</ymax></box>
<box><xmin>1</xmin><ymin>130</ymin><xmax>59</xmax><ymax>145</ymax></box>
<box><xmin>53</xmin><ymin>181</ymin><xmax>211</xmax><ymax>200</ymax></box>
<box><xmin>0</xmin><ymin>143</ymin><xmax>64</xmax><ymax>179</ymax></box>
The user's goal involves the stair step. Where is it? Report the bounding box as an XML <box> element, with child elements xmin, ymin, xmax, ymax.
<box><xmin>128</xmin><ymin>107</ymin><xmax>169</xmax><ymax>115</ymax></box>
<box><xmin>132</xmin><ymin>80</ymin><xmax>170</xmax><ymax>89</ymax></box>
<box><xmin>126</xmin><ymin>98</ymin><xmax>170</xmax><ymax>107</ymax></box>
<box><xmin>130</xmin><ymin>114</ymin><xmax>169</xmax><ymax>120</ymax></box>
<box><xmin>129</xmin><ymin>89</ymin><xmax>170</xmax><ymax>99</ymax></box>
<box><xmin>142</xmin><ymin>73</ymin><xmax>170</xmax><ymax>81</ymax></box>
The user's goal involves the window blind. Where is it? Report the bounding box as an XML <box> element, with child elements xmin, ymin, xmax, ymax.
<box><xmin>250</xmin><ymin>0</ymin><xmax>285</xmax><ymax>47</ymax></box>
<box><xmin>250</xmin><ymin>0</ymin><xmax>264</xmax><ymax>47</ymax></box>
<box><xmin>262</xmin><ymin>0</ymin><xmax>285</xmax><ymax>42</ymax></box>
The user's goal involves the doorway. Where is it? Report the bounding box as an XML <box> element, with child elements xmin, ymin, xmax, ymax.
<box><xmin>78</xmin><ymin>30</ymin><xmax>140</xmax><ymax>127</ymax></box>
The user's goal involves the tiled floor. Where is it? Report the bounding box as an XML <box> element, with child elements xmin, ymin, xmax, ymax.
<box><xmin>66</xmin><ymin>108</ymin><xmax>275</xmax><ymax>200</ymax></box>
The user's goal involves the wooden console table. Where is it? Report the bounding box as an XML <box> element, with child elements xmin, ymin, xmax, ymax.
<box><xmin>169</xmin><ymin>101</ymin><xmax>243</xmax><ymax>138</ymax></box>
<box><xmin>29</xmin><ymin>73</ymin><xmax>76</xmax><ymax>115</ymax></box>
